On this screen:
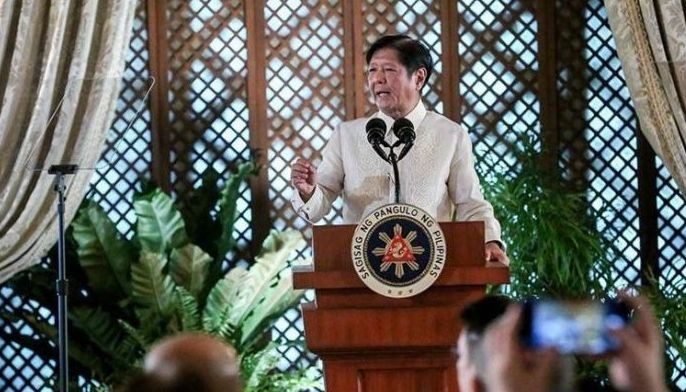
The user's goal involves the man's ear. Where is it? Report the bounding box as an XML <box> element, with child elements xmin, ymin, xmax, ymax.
<box><xmin>414</xmin><ymin>67</ymin><xmax>427</xmax><ymax>90</ymax></box>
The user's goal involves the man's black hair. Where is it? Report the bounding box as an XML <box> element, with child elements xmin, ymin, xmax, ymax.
<box><xmin>365</xmin><ymin>34</ymin><xmax>433</xmax><ymax>88</ymax></box>
<box><xmin>459</xmin><ymin>295</ymin><xmax>511</xmax><ymax>335</ymax></box>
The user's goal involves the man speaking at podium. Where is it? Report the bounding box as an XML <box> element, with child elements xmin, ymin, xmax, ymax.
<box><xmin>290</xmin><ymin>34</ymin><xmax>508</xmax><ymax>264</ymax></box>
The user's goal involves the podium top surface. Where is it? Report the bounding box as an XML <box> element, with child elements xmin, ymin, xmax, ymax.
<box><xmin>293</xmin><ymin>221</ymin><xmax>509</xmax><ymax>290</ymax></box>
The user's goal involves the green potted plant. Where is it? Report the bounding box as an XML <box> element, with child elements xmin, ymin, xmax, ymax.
<box><xmin>478</xmin><ymin>134</ymin><xmax>613</xmax><ymax>300</ymax></box>
<box><xmin>1</xmin><ymin>161</ymin><xmax>321</xmax><ymax>391</ymax></box>
<box><xmin>477</xmin><ymin>133</ymin><xmax>686</xmax><ymax>388</ymax></box>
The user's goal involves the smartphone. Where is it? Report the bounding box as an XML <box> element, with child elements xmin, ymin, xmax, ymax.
<box><xmin>520</xmin><ymin>299</ymin><xmax>631</xmax><ymax>355</ymax></box>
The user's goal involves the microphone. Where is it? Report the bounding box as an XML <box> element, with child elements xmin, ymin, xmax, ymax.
<box><xmin>366</xmin><ymin>118</ymin><xmax>386</xmax><ymax>145</ymax></box>
<box><xmin>392</xmin><ymin>118</ymin><xmax>415</xmax><ymax>161</ymax></box>
<box><xmin>366</xmin><ymin>118</ymin><xmax>389</xmax><ymax>162</ymax></box>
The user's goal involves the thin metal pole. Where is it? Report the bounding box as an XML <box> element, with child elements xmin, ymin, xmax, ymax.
<box><xmin>49</xmin><ymin>164</ymin><xmax>77</xmax><ymax>392</ymax></box>
<box><xmin>54</xmin><ymin>172</ymin><xmax>69</xmax><ymax>392</ymax></box>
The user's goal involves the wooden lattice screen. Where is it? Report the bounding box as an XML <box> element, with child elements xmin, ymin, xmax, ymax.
<box><xmin>556</xmin><ymin>0</ymin><xmax>642</xmax><ymax>286</ymax></box>
<box><xmin>1</xmin><ymin>0</ymin><xmax>684</xmax><ymax>390</ymax></box>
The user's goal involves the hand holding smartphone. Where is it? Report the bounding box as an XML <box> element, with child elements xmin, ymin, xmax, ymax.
<box><xmin>520</xmin><ymin>299</ymin><xmax>631</xmax><ymax>355</ymax></box>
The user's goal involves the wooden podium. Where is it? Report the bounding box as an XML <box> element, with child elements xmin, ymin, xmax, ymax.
<box><xmin>293</xmin><ymin>222</ymin><xmax>509</xmax><ymax>392</ymax></box>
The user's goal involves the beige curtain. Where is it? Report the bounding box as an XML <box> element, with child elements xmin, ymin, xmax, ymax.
<box><xmin>605</xmin><ymin>0</ymin><xmax>686</xmax><ymax>196</ymax></box>
<box><xmin>0</xmin><ymin>0</ymin><xmax>136</xmax><ymax>282</ymax></box>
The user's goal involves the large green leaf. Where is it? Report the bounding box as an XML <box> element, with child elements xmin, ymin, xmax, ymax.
<box><xmin>241</xmin><ymin>341</ymin><xmax>323</xmax><ymax>392</ymax></box>
<box><xmin>242</xmin><ymin>341</ymin><xmax>280</xmax><ymax>390</ymax></box>
<box><xmin>228</xmin><ymin>230</ymin><xmax>304</xmax><ymax>330</ymax></box>
<box><xmin>134</xmin><ymin>189</ymin><xmax>188</xmax><ymax>253</ymax></box>
<box><xmin>72</xmin><ymin>201</ymin><xmax>134</xmax><ymax>299</ymax></box>
<box><xmin>131</xmin><ymin>250</ymin><xmax>177</xmax><ymax>319</ymax></box>
<box><xmin>214</xmin><ymin>160</ymin><xmax>259</xmax><ymax>260</ymax></box>
<box><xmin>70</xmin><ymin>306</ymin><xmax>141</xmax><ymax>365</ymax></box>
<box><xmin>239</xmin><ymin>270</ymin><xmax>304</xmax><ymax>350</ymax></box>
<box><xmin>203</xmin><ymin>266</ymin><xmax>247</xmax><ymax>339</ymax></box>
<box><xmin>170</xmin><ymin>244</ymin><xmax>212</xmax><ymax>298</ymax></box>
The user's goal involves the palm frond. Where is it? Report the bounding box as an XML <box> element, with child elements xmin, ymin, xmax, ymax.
<box><xmin>131</xmin><ymin>251</ymin><xmax>177</xmax><ymax>319</ymax></box>
<box><xmin>119</xmin><ymin>319</ymin><xmax>152</xmax><ymax>350</ymax></box>
<box><xmin>134</xmin><ymin>189</ymin><xmax>189</xmax><ymax>253</ymax></box>
<box><xmin>482</xmin><ymin>135</ymin><xmax>612</xmax><ymax>299</ymax></box>
<box><xmin>176</xmin><ymin>286</ymin><xmax>201</xmax><ymax>331</ymax></box>
<box><xmin>72</xmin><ymin>200</ymin><xmax>134</xmax><ymax>299</ymax></box>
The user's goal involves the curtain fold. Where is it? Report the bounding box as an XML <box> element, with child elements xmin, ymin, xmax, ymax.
<box><xmin>0</xmin><ymin>0</ymin><xmax>136</xmax><ymax>282</ymax></box>
<box><xmin>605</xmin><ymin>0</ymin><xmax>686</xmax><ymax>196</ymax></box>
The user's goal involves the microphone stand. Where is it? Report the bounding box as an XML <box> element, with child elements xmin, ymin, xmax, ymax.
<box><xmin>48</xmin><ymin>163</ymin><xmax>78</xmax><ymax>392</ymax></box>
<box><xmin>388</xmin><ymin>147</ymin><xmax>400</xmax><ymax>203</ymax></box>
<box><xmin>29</xmin><ymin>75</ymin><xmax>155</xmax><ymax>392</ymax></box>
<box><xmin>373</xmin><ymin>140</ymin><xmax>402</xmax><ymax>204</ymax></box>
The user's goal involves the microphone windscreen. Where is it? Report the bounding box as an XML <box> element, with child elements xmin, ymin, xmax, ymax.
<box><xmin>392</xmin><ymin>118</ymin><xmax>415</xmax><ymax>143</ymax></box>
<box><xmin>366</xmin><ymin>118</ymin><xmax>386</xmax><ymax>145</ymax></box>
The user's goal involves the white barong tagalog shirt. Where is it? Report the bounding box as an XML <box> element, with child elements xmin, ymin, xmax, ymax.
<box><xmin>291</xmin><ymin>101</ymin><xmax>502</xmax><ymax>244</ymax></box>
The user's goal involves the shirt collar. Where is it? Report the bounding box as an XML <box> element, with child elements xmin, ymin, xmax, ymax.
<box><xmin>373</xmin><ymin>100</ymin><xmax>427</xmax><ymax>137</ymax></box>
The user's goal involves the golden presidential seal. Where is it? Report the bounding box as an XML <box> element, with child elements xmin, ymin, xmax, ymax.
<box><xmin>351</xmin><ymin>203</ymin><xmax>446</xmax><ymax>298</ymax></box>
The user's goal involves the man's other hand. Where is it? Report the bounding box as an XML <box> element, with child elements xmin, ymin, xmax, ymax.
<box><xmin>291</xmin><ymin>158</ymin><xmax>316</xmax><ymax>202</ymax></box>
<box><xmin>609</xmin><ymin>293</ymin><xmax>668</xmax><ymax>392</ymax></box>
<box><xmin>485</xmin><ymin>241</ymin><xmax>509</xmax><ymax>265</ymax></box>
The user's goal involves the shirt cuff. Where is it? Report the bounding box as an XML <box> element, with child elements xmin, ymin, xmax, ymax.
<box><xmin>291</xmin><ymin>186</ymin><xmax>323</xmax><ymax>222</ymax></box>
<box><xmin>484</xmin><ymin>224</ymin><xmax>505</xmax><ymax>250</ymax></box>
<box><xmin>486</xmin><ymin>240</ymin><xmax>506</xmax><ymax>251</ymax></box>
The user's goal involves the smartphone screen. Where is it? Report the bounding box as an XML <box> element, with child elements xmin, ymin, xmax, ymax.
<box><xmin>520</xmin><ymin>299</ymin><xmax>630</xmax><ymax>355</ymax></box>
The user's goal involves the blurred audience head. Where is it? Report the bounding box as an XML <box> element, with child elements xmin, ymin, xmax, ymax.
<box><xmin>457</xmin><ymin>295</ymin><xmax>511</xmax><ymax>392</ymax></box>
<box><xmin>121</xmin><ymin>333</ymin><xmax>241</xmax><ymax>392</ymax></box>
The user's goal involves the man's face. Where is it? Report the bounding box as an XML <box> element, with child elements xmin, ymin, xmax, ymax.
<box><xmin>457</xmin><ymin>330</ymin><xmax>480</xmax><ymax>392</ymax></box>
<box><xmin>367</xmin><ymin>48</ymin><xmax>425</xmax><ymax>119</ymax></box>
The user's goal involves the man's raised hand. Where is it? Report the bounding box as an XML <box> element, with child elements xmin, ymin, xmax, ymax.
<box><xmin>291</xmin><ymin>158</ymin><xmax>317</xmax><ymax>202</ymax></box>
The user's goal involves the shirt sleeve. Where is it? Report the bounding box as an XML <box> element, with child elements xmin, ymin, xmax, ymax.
<box><xmin>290</xmin><ymin>124</ymin><xmax>344</xmax><ymax>223</ymax></box>
<box><xmin>447</xmin><ymin>128</ymin><xmax>503</xmax><ymax>245</ymax></box>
